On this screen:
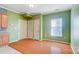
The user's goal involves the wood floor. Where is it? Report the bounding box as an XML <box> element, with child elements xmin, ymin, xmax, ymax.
<box><xmin>9</xmin><ymin>38</ymin><xmax>73</xmax><ymax>54</ymax></box>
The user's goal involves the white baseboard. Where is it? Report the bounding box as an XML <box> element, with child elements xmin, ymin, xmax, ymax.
<box><xmin>71</xmin><ymin>45</ymin><xmax>75</xmax><ymax>54</ymax></box>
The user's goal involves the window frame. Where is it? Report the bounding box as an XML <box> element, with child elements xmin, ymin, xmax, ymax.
<box><xmin>50</xmin><ymin>18</ymin><xmax>63</xmax><ymax>37</ymax></box>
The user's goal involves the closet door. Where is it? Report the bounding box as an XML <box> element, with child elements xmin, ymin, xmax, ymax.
<box><xmin>34</xmin><ymin>19</ymin><xmax>40</xmax><ymax>40</ymax></box>
<box><xmin>18</xmin><ymin>20</ymin><xmax>27</xmax><ymax>40</ymax></box>
<box><xmin>27</xmin><ymin>20</ymin><xmax>34</xmax><ymax>38</ymax></box>
<box><xmin>1</xmin><ymin>14</ymin><xmax>8</xmax><ymax>28</ymax></box>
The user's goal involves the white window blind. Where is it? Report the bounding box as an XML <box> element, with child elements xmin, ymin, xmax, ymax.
<box><xmin>51</xmin><ymin>18</ymin><xmax>62</xmax><ymax>37</ymax></box>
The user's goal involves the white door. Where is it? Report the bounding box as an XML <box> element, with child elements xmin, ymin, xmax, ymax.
<box><xmin>18</xmin><ymin>20</ymin><xmax>27</xmax><ymax>40</ymax></box>
<box><xmin>34</xmin><ymin>19</ymin><xmax>40</xmax><ymax>40</ymax></box>
<box><xmin>27</xmin><ymin>20</ymin><xmax>34</xmax><ymax>38</ymax></box>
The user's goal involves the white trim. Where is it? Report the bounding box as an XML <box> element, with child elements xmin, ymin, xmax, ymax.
<box><xmin>40</xmin><ymin>15</ymin><xmax>43</xmax><ymax>41</ymax></box>
<box><xmin>71</xmin><ymin>44</ymin><xmax>75</xmax><ymax>54</ymax></box>
<box><xmin>0</xmin><ymin>5</ymin><xmax>19</xmax><ymax>13</ymax></box>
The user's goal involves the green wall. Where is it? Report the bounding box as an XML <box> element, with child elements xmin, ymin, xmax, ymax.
<box><xmin>7</xmin><ymin>11</ymin><xmax>21</xmax><ymax>42</ymax></box>
<box><xmin>0</xmin><ymin>7</ymin><xmax>22</xmax><ymax>43</ymax></box>
<box><xmin>71</xmin><ymin>5</ymin><xmax>79</xmax><ymax>53</ymax></box>
<box><xmin>42</xmin><ymin>10</ymin><xmax>71</xmax><ymax>43</ymax></box>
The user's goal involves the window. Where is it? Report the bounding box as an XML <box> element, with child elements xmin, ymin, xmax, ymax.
<box><xmin>51</xmin><ymin>18</ymin><xmax>62</xmax><ymax>37</ymax></box>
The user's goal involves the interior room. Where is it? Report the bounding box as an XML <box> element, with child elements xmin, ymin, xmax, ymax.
<box><xmin>0</xmin><ymin>4</ymin><xmax>79</xmax><ymax>54</ymax></box>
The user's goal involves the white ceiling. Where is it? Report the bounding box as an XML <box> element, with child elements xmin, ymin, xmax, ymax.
<box><xmin>0</xmin><ymin>4</ymin><xmax>73</xmax><ymax>15</ymax></box>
